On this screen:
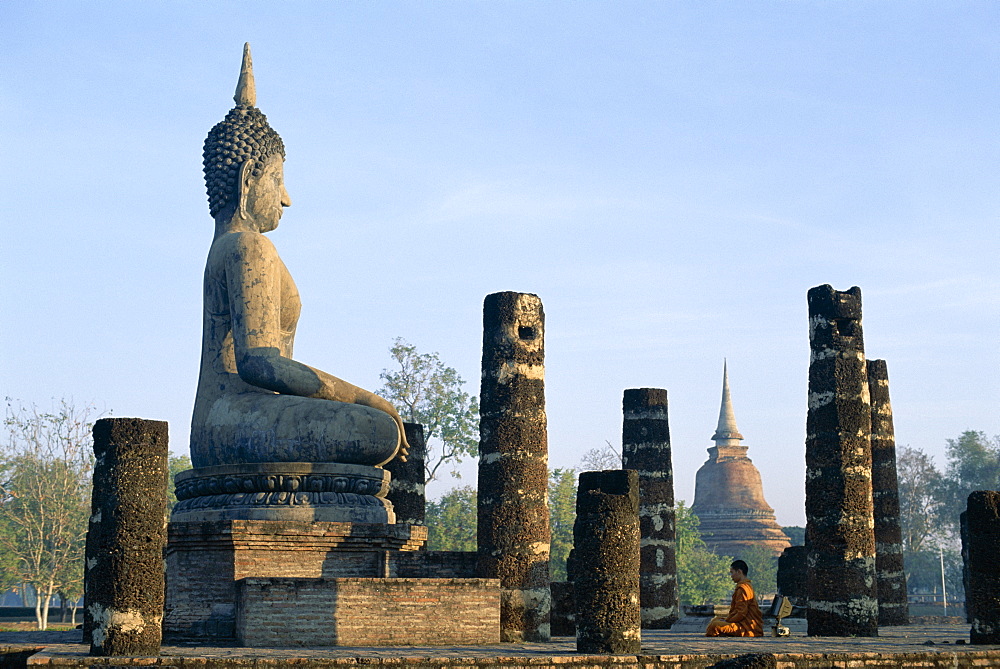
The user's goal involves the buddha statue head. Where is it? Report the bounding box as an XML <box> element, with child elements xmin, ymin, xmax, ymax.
<box><xmin>202</xmin><ymin>43</ymin><xmax>287</xmax><ymax>222</ymax></box>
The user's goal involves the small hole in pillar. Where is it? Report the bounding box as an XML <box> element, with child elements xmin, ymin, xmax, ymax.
<box><xmin>834</xmin><ymin>318</ymin><xmax>857</xmax><ymax>337</ymax></box>
<box><xmin>518</xmin><ymin>326</ymin><xmax>536</xmax><ymax>340</ymax></box>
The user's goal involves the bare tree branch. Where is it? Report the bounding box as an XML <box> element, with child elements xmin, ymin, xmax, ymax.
<box><xmin>0</xmin><ymin>399</ymin><xmax>99</xmax><ymax>629</ymax></box>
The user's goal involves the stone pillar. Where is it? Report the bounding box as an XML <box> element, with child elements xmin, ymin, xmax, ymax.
<box><xmin>385</xmin><ymin>422</ymin><xmax>426</xmax><ymax>526</ymax></box>
<box><xmin>804</xmin><ymin>284</ymin><xmax>878</xmax><ymax>637</ymax></box>
<box><xmin>866</xmin><ymin>359</ymin><xmax>908</xmax><ymax>626</ymax></box>
<box><xmin>85</xmin><ymin>418</ymin><xmax>169</xmax><ymax>656</ymax></box>
<box><xmin>967</xmin><ymin>491</ymin><xmax>1000</xmax><ymax>644</ymax></box>
<box><xmin>620</xmin><ymin>388</ymin><xmax>679</xmax><ymax>629</ymax></box>
<box><xmin>477</xmin><ymin>291</ymin><xmax>551</xmax><ymax>642</ymax></box>
<box><xmin>573</xmin><ymin>470</ymin><xmax>641</xmax><ymax>654</ymax></box>
<box><xmin>776</xmin><ymin>545</ymin><xmax>808</xmax><ymax>604</ymax></box>
<box><xmin>961</xmin><ymin>511</ymin><xmax>973</xmax><ymax>623</ymax></box>
<box><xmin>549</xmin><ymin>581</ymin><xmax>575</xmax><ymax>636</ymax></box>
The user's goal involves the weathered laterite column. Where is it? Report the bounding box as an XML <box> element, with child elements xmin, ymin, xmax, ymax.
<box><xmin>549</xmin><ymin>581</ymin><xmax>576</xmax><ymax>636</ymax></box>
<box><xmin>385</xmin><ymin>422</ymin><xmax>426</xmax><ymax>526</ymax></box>
<box><xmin>805</xmin><ymin>284</ymin><xmax>878</xmax><ymax>637</ymax></box>
<box><xmin>967</xmin><ymin>491</ymin><xmax>1000</xmax><ymax>644</ymax></box>
<box><xmin>574</xmin><ymin>470</ymin><xmax>641</xmax><ymax>654</ymax></box>
<box><xmin>777</xmin><ymin>545</ymin><xmax>809</xmax><ymax>604</ymax></box>
<box><xmin>866</xmin><ymin>359</ymin><xmax>908</xmax><ymax>626</ymax></box>
<box><xmin>478</xmin><ymin>291</ymin><xmax>551</xmax><ymax>642</ymax></box>
<box><xmin>85</xmin><ymin>418</ymin><xmax>168</xmax><ymax>656</ymax></box>
<box><xmin>621</xmin><ymin>388</ymin><xmax>678</xmax><ymax>629</ymax></box>
<box><xmin>961</xmin><ymin>511</ymin><xmax>973</xmax><ymax>623</ymax></box>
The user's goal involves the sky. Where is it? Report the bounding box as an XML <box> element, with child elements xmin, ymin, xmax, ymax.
<box><xmin>2</xmin><ymin>2</ymin><xmax>998</xmax><ymax>527</ymax></box>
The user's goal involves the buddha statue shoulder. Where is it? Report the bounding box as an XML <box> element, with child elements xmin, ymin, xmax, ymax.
<box><xmin>190</xmin><ymin>44</ymin><xmax>408</xmax><ymax>470</ymax></box>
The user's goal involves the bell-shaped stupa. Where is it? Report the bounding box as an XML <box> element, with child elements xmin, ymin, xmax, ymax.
<box><xmin>691</xmin><ymin>362</ymin><xmax>791</xmax><ymax>558</ymax></box>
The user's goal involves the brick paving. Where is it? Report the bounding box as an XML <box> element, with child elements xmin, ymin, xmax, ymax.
<box><xmin>3</xmin><ymin>620</ymin><xmax>1000</xmax><ymax>667</ymax></box>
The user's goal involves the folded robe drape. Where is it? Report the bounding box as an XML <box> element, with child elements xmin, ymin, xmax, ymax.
<box><xmin>706</xmin><ymin>580</ymin><xmax>763</xmax><ymax>637</ymax></box>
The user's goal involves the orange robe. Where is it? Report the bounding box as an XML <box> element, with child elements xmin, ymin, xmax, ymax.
<box><xmin>705</xmin><ymin>580</ymin><xmax>763</xmax><ymax>637</ymax></box>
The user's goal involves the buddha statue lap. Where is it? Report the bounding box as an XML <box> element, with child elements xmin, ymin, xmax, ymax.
<box><xmin>173</xmin><ymin>44</ymin><xmax>408</xmax><ymax>523</ymax></box>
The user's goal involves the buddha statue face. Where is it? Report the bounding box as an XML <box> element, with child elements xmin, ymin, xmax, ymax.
<box><xmin>241</xmin><ymin>154</ymin><xmax>291</xmax><ymax>233</ymax></box>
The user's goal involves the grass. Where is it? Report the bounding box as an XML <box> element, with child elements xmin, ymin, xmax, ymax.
<box><xmin>0</xmin><ymin>622</ymin><xmax>78</xmax><ymax>632</ymax></box>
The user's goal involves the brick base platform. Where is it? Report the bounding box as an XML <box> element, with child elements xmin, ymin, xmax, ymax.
<box><xmin>165</xmin><ymin>520</ymin><xmax>427</xmax><ymax>640</ymax></box>
<box><xmin>236</xmin><ymin>577</ymin><xmax>500</xmax><ymax>646</ymax></box>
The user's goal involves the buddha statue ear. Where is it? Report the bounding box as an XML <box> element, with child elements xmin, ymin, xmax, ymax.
<box><xmin>236</xmin><ymin>159</ymin><xmax>255</xmax><ymax>221</ymax></box>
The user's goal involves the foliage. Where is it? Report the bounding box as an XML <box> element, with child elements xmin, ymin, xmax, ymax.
<box><xmin>548</xmin><ymin>468</ymin><xmax>576</xmax><ymax>581</ymax></box>
<box><xmin>0</xmin><ymin>400</ymin><xmax>97</xmax><ymax>630</ymax></box>
<box><xmin>944</xmin><ymin>431</ymin><xmax>1000</xmax><ymax>492</ymax></box>
<box><xmin>0</xmin><ymin>524</ymin><xmax>23</xmax><ymax>595</ymax></box>
<box><xmin>424</xmin><ymin>485</ymin><xmax>477</xmax><ymax>551</ymax></box>
<box><xmin>676</xmin><ymin>501</ymin><xmax>733</xmax><ymax>605</ymax></box>
<box><xmin>904</xmin><ymin>548</ymin><xmax>964</xmax><ymax>598</ymax></box>
<box><xmin>579</xmin><ymin>441</ymin><xmax>621</xmax><ymax>471</ymax></box>
<box><xmin>940</xmin><ymin>431</ymin><xmax>1000</xmax><ymax>537</ymax></box>
<box><xmin>781</xmin><ymin>526</ymin><xmax>804</xmax><ymax>546</ymax></box>
<box><xmin>423</xmin><ymin>469</ymin><xmax>578</xmax><ymax>582</ymax></box>
<box><xmin>740</xmin><ymin>544</ymin><xmax>778</xmax><ymax>596</ymax></box>
<box><xmin>897</xmin><ymin>445</ymin><xmax>948</xmax><ymax>554</ymax></box>
<box><xmin>379</xmin><ymin>338</ymin><xmax>479</xmax><ymax>483</ymax></box>
<box><xmin>167</xmin><ymin>454</ymin><xmax>192</xmax><ymax>514</ymax></box>
<box><xmin>895</xmin><ymin>433</ymin><xmax>1000</xmax><ymax>599</ymax></box>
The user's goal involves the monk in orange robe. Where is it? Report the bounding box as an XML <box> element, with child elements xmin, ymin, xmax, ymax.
<box><xmin>706</xmin><ymin>559</ymin><xmax>764</xmax><ymax>637</ymax></box>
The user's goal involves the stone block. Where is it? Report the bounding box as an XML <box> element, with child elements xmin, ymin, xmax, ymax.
<box><xmin>706</xmin><ymin>654</ymin><xmax>777</xmax><ymax>669</ymax></box>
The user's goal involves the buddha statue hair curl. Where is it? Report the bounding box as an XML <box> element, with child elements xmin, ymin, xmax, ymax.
<box><xmin>202</xmin><ymin>105</ymin><xmax>285</xmax><ymax>218</ymax></box>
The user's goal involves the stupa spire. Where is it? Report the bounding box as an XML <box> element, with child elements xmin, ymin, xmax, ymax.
<box><xmin>711</xmin><ymin>360</ymin><xmax>744</xmax><ymax>445</ymax></box>
<box><xmin>692</xmin><ymin>360</ymin><xmax>790</xmax><ymax>557</ymax></box>
<box><xmin>234</xmin><ymin>42</ymin><xmax>257</xmax><ymax>107</ymax></box>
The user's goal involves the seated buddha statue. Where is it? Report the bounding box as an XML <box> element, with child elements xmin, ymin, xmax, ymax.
<box><xmin>189</xmin><ymin>44</ymin><xmax>408</xmax><ymax>470</ymax></box>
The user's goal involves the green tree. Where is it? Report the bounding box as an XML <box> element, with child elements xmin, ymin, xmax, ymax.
<box><xmin>425</xmin><ymin>485</ymin><xmax>477</xmax><ymax>551</ymax></box>
<box><xmin>379</xmin><ymin>339</ymin><xmax>479</xmax><ymax>483</ymax></box>
<box><xmin>741</xmin><ymin>544</ymin><xmax>778</xmax><ymax>597</ymax></box>
<box><xmin>781</xmin><ymin>526</ymin><xmax>804</xmax><ymax>546</ymax></box>
<box><xmin>0</xmin><ymin>520</ymin><xmax>23</xmax><ymax>596</ymax></box>
<box><xmin>897</xmin><ymin>445</ymin><xmax>948</xmax><ymax>554</ymax></box>
<box><xmin>941</xmin><ymin>431</ymin><xmax>1000</xmax><ymax>536</ymax></box>
<box><xmin>676</xmin><ymin>500</ymin><xmax>732</xmax><ymax>605</ymax></box>
<box><xmin>0</xmin><ymin>400</ymin><xmax>96</xmax><ymax>629</ymax></box>
<box><xmin>422</xmin><ymin>468</ymin><xmax>577</xmax><ymax>581</ymax></box>
<box><xmin>548</xmin><ymin>468</ymin><xmax>576</xmax><ymax>581</ymax></box>
<box><xmin>167</xmin><ymin>454</ymin><xmax>193</xmax><ymax>514</ymax></box>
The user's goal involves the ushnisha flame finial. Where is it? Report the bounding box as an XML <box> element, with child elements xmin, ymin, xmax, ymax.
<box><xmin>203</xmin><ymin>43</ymin><xmax>284</xmax><ymax>218</ymax></box>
<box><xmin>234</xmin><ymin>42</ymin><xmax>256</xmax><ymax>107</ymax></box>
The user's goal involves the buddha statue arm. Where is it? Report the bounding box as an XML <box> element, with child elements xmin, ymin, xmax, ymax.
<box><xmin>224</xmin><ymin>232</ymin><xmax>409</xmax><ymax>458</ymax></box>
